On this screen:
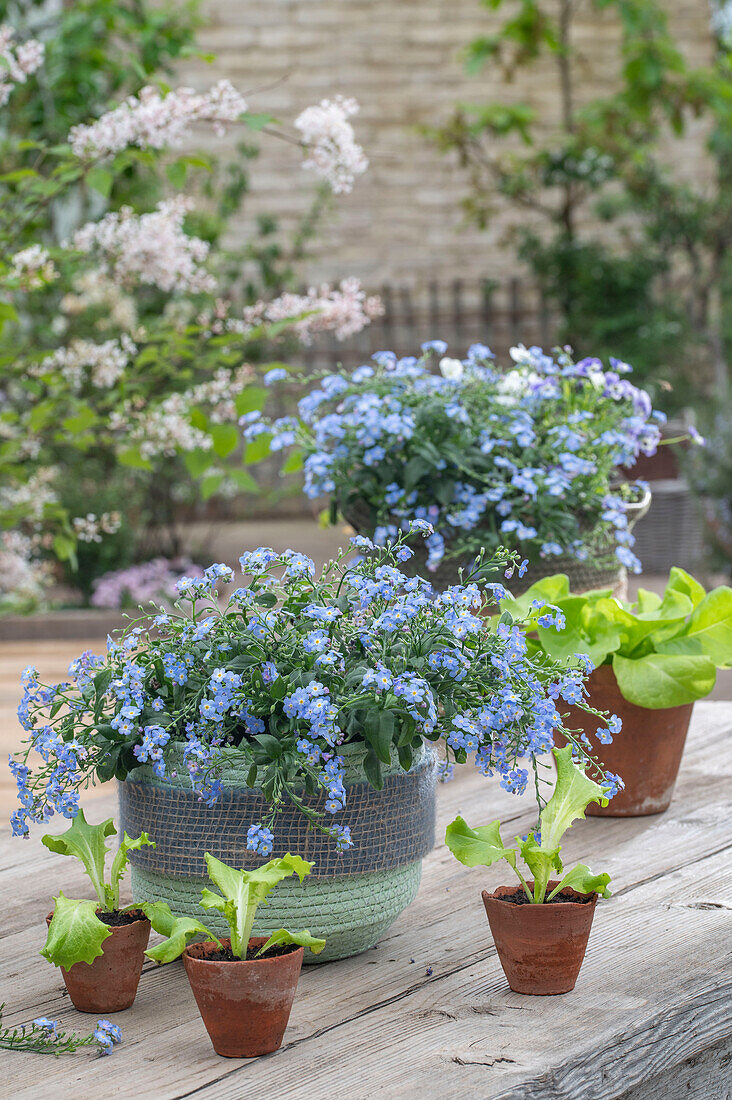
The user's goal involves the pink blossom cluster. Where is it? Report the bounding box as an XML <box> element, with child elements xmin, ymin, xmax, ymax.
<box><xmin>9</xmin><ymin>245</ymin><xmax>57</xmax><ymax>290</ymax></box>
<box><xmin>239</xmin><ymin>278</ymin><xmax>383</xmax><ymax>343</ymax></box>
<box><xmin>72</xmin><ymin>197</ymin><xmax>215</xmax><ymax>295</ymax></box>
<box><xmin>0</xmin><ymin>25</ymin><xmax>43</xmax><ymax>106</ymax></box>
<box><xmin>39</xmin><ymin>335</ymin><xmax>137</xmax><ymax>389</ymax></box>
<box><xmin>69</xmin><ymin>80</ymin><xmax>248</xmax><ymax>158</ymax></box>
<box><xmin>90</xmin><ymin>558</ymin><xmax>205</xmax><ymax>610</ymax></box>
<box><xmin>294</xmin><ymin>96</ymin><xmax>368</xmax><ymax>194</ymax></box>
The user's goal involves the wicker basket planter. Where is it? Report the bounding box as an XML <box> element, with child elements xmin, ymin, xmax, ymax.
<box><xmin>119</xmin><ymin>741</ymin><xmax>437</xmax><ymax>963</ymax></box>
<box><xmin>344</xmin><ymin>491</ymin><xmax>651</xmax><ymax>597</ymax></box>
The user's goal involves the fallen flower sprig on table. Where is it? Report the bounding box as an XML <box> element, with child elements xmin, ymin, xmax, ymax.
<box><xmin>0</xmin><ymin>1005</ymin><xmax>122</xmax><ymax>1056</ymax></box>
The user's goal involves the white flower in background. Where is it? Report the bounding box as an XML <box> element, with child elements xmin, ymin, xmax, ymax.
<box><xmin>237</xmin><ymin>278</ymin><xmax>382</xmax><ymax>344</ymax></box>
<box><xmin>72</xmin><ymin>197</ymin><xmax>215</xmax><ymax>295</ymax></box>
<box><xmin>37</xmin><ymin>335</ymin><xmax>136</xmax><ymax>389</ymax></box>
<box><xmin>0</xmin><ymin>26</ymin><xmax>44</xmax><ymax>106</ymax></box>
<box><xmin>0</xmin><ymin>532</ymin><xmax>50</xmax><ymax>612</ymax></box>
<box><xmin>69</xmin><ymin>80</ymin><xmax>248</xmax><ymax>157</ymax></box>
<box><xmin>439</xmin><ymin>357</ymin><xmax>464</xmax><ymax>382</ymax></box>
<box><xmin>9</xmin><ymin>245</ymin><xmax>57</xmax><ymax>289</ymax></box>
<box><xmin>73</xmin><ymin>512</ymin><xmax>122</xmax><ymax>543</ymax></box>
<box><xmin>60</xmin><ymin>271</ymin><xmax>138</xmax><ymax>332</ymax></box>
<box><xmin>0</xmin><ymin>468</ymin><xmax>58</xmax><ymax>525</ymax></box>
<box><xmin>509</xmin><ymin>343</ymin><xmax>533</xmax><ymax>366</ymax></box>
<box><xmin>295</xmin><ymin>96</ymin><xmax>368</xmax><ymax>194</ymax></box>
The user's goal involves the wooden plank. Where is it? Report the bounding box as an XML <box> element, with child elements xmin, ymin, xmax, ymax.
<box><xmin>0</xmin><ymin>705</ymin><xmax>729</xmax><ymax>1099</ymax></box>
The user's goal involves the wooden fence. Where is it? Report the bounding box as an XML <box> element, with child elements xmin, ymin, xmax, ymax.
<box><xmin>299</xmin><ymin>277</ymin><xmax>557</xmax><ymax>371</ymax></box>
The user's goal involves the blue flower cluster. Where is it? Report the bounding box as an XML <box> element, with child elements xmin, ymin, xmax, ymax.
<box><xmin>248</xmin><ymin>343</ymin><xmax>667</xmax><ymax>575</ymax></box>
<box><xmin>10</xmin><ymin>531</ymin><xmax>619</xmax><ymax>850</ymax></box>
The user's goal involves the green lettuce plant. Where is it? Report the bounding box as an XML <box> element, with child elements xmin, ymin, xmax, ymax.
<box><xmin>40</xmin><ymin>810</ymin><xmax>154</xmax><ymax>970</ymax></box>
<box><xmin>145</xmin><ymin>852</ymin><xmax>326</xmax><ymax>963</ymax></box>
<box><xmin>446</xmin><ymin>746</ymin><xmax>611</xmax><ymax>904</ymax></box>
<box><xmin>503</xmin><ymin>569</ymin><xmax>732</xmax><ymax>708</ymax></box>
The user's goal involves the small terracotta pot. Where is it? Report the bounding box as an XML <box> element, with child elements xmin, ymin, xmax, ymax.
<box><xmin>482</xmin><ymin>882</ymin><xmax>598</xmax><ymax>995</ymax></box>
<box><xmin>46</xmin><ymin>909</ymin><xmax>150</xmax><ymax>1013</ymax></box>
<box><xmin>562</xmin><ymin>663</ymin><xmax>694</xmax><ymax>816</ymax></box>
<box><xmin>183</xmin><ymin>936</ymin><xmax>304</xmax><ymax>1058</ymax></box>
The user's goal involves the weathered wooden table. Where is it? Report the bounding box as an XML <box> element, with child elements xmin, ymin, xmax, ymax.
<box><xmin>2</xmin><ymin>703</ymin><xmax>730</xmax><ymax>1099</ymax></box>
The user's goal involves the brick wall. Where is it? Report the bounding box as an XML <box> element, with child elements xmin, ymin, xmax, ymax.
<box><xmin>184</xmin><ymin>0</ymin><xmax>715</xmax><ymax>290</ymax></box>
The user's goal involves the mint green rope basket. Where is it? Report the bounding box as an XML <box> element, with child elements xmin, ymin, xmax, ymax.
<box><xmin>121</xmin><ymin>742</ymin><xmax>436</xmax><ymax>963</ymax></box>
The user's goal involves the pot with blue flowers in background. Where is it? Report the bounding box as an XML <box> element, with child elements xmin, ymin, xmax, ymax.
<box><xmin>241</xmin><ymin>342</ymin><xmax>704</xmax><ymax>594</ymax></box>
<box><xmin>505</xmin><ymin>568</ymin><xmax>732</xmax><ymax>815</ymax></box>
<box><xmin>12</xmin><ymin>525</ymin><xmax>621</xmax><ymax>961</ymax></box>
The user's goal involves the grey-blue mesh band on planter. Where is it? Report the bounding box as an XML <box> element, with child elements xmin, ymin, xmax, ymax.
<box><xmin>119</xmin><ymin>750</ymin><xmax>437</xmax><ymax>879</ymax></box>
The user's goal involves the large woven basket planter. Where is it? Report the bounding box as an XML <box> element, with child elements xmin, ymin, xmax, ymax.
<box><xmin>344</xmin><ymin>491</ymin><xmax>651</xmax><ymax>597</ymax></box>
<box><xmin>119</xmin><ymin>741</ymin><xmax>437</xmax><ymax>963</ymax></box>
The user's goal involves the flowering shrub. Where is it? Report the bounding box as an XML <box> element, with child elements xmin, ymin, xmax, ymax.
<box><xmin>0</xmin><ymin>19</ymin><xmax>376</xmax><ymax>608</ymax></box>
<box><xmin>11</xmin><ymin>528</ymin><xmax>620</xmax><ymax>849</ymax></box>
<box><xmin>90</xmin><ymin>558</ymin><xmax>205</xmax><ymax>610</ymax></box>
<box><xmin>247</xmin><ymin>342</ymin><xmax>683</xmax><ymax>576</ymax></box>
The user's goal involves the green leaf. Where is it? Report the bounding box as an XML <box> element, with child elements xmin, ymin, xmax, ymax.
<box><xmin>85</xmin><ymin>165</ymin><xmax>114</xmax><ymax>198</ymax></box>
<box><xmin>548</xmin><ymin>864</ymin><xmax>612</xmax><ymax>900</ymax></box>
<box><xmin>245</xmin><ymin>432</ymin><xmax>273</xmax><ymax>464</ymax></box>
<box><xmin>209</xmin><ymin>422</ymin><xmax>239</xmax><ymax>458</ymax></box>
<box><xmin>612</xmin><ymin>651</ymin><xmax>716</xmax><ymax>707</ymax></box>
<box><xmin>256</xmin><ymin>927</ymin><xmax>326</xmax><ymax>956</ymax></box>
<box><xmin>363</xmin><ymin>746</ymin><xmax>383</xmax><ymax>790</ymax></box>
<box><xmin>234</xmin><ymin>385</ymin><xmax>268</xmax><ymax>416</ymax></box>
<box><xmin>165</xmin><ymin>158</ymin><xmax>187</xmax><ymax>189</ymax></box>
<box><xmin>201</xmin><ymin>853</ymin><xmax>314</xmax><ymax>957</ymax></box>
<box><xmin>41</xmin><ymin>810</ymin><xmax>116</xmax><ymax>909</ymax></box>
<box><xmin>281</xmin><ymin>450</ymin><xmax>304</xmax><ymax>474</ymax></box>
<box><xmin>445</xmin><ymin>816</ymin><xmax>515</xmax><ymax>869</ymax></box>
<box><xmin>41</xmin><ymin>894</ymin><xmax>111</xmax><ymax>970</ymax></box>
<box><xmin>200</xmin><ymin>473</ymin><xmax>223</xmax><ymax>501</ymax></box>
<box><xmin>109</xmin><ymin>832</ymin><xmax>155</xmax><ymax>910</ymax></box>
<box><xmin>665</xmin><ymin>567</ymin><xmax>707</xmax><ymax>609</ymax></box>
<box><xmin>142</xmin><ymin>902</ymin><xmax>217</xmax><ymax>964</ymax></box>
<box><xmin>518</xmin><ymin>835</ymin><xmax>561</xmax><ymax>904</ymax></box>
<box><xmin>539</xmin><ymin>747</ymin><xmax>609</xmax><ymax>854</ymax></box>
<box><xmin>228</xmin><ymin>467</ymin><xmax>259</xmax><ymax>493</ymax></box>
<box><xmin>62</xmin><ymin>406</ymin><xmax>97</xmax><ymax>434</ymax></box>
<box><xmin>182</xmin><ymin>447</ymin><xmax>214</xmax><ymax>477</ymax></box>
<box><xmin>364</xmin><ymin>708</ymin><xmax>395</xmax><ymax>765</ymax></box>
<box><xmin>655</xmin><ymin>587</ymin><xmax>732</xmax><ymax>668</ymax></box>
<box><xmin>118</xmin><ymin>447</ymin><xmax>153</xmax><ymax>470</ymax></box>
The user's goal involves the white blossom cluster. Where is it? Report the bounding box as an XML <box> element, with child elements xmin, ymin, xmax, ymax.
<box><xmin>38</xmin><ymin>335</ymin><xmax>137</xmax><ymax>389</ymax></box>
<box><xmin>0</xmin><ymin>25</ymin><xmax>43</xmax><ymax>106</ymax></box>
<box><xmin>0</xmin><ymin>468</ymin><xmax>59</xmax><ymax>525</ymax></box>
<box><xmin>112</xmin><ymin>391</ymin><xmax>213</xmax><ymax>459</ymax></box>
<box><xmin>186</xmin><ymin>364</ymin><xmax>255</xmax><ymax>424</ymax></box>
<box><xmin>72</xmin><ymin>197</ymin><xmax>215</xmax><ymax>295</ymax></box>
<box><xmin>9</xmin><ymin>245</ymin><xmax>57</xmax><ymax>290</ymax></box>
<box><xmin>236</xmin><ymin>278</ymin><xmax>383</xmax><ymax>343</ymax></box>
<box><xmin>294</xmin><ymin>96</ymin><xmax>368</xmax><ymax>194</ymax></box>
<box><xmin>0</xmin><ymin>532</ymin><xmax>51</xmax><ymax>612</ymax></box>
<box><xmin>110</xmin><ymin>363</ymin><xmax>255</xmax><ymax>459</ymax></box>
<box><xmin>60</xmin><ymin>271</ymin><xmax>138</xmax><ymax>332</ymax></box>
<box><xmin>73</xmin><ymin>512</ymin><xmax>122</xmax><ymax>543</ymax></box>
<box><xmin>69</xmin><ymin>80</ymin><xmax>248</xmax><ymax>158</ymax></box>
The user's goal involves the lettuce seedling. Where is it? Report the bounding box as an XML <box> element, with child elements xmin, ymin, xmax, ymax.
<box><xmin>145</xmin><ymin>852</ymin><xmax>326</xmax><ymax>963</ymax></box>
<box><xmin>446</xmin><ymin>746</ymin><xmax>612</xmax><ymax>903</ymax></box>
<box><xmin>40</xmin><ymin>810</ymin><xmax>154</xmax><ymax>970</ymax></box>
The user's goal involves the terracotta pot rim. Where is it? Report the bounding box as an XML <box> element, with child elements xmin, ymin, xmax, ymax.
<box><xmin>183</xmin><ymin>936</ymin><xmax>304</xmax><ymax>967</ymax></box>
<box><xmin>45</xmin><ymin>908</ymin><xmax>151</xmax><ymax>928</ymax></box>
<box><xmin>481</xmin><ymin>883</ymin><xmax>598</xmax><ymax>909</ymax></box>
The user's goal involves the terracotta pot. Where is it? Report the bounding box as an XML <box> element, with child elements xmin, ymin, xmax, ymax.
<box><xmin>482</xmin><ymin>882</ymin><xmax>598</xmax><ymax>995</ymax></box>
<box><xmin>562</xmin><ymin>663</ymin><xmax>693</xmax><ymax>816</ymax></box>
<box><xmin>46</xmin><ymin>909</ymin><xmax>150</xmax><ymax>1013</ymax></box>
<box><xmin>183</xmin><ymin>936</ymin><xmax>304</xmax><ymax>1058</ymax></box>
